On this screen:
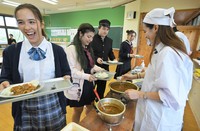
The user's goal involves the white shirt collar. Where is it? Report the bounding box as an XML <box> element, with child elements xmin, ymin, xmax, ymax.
<box><xmin>125</xmin><ymin>40</ymin><xmax>132</xmax><ymax>46</ymax></box>
<box><xmin>155</xmin><ymin>42</ymin><xmax>165</xmax><ymax>53</ymax></box>
<box><xmin>24</xmin><ymin>37</ymin><xmax>49</xmax><ymax>53</ymax></box>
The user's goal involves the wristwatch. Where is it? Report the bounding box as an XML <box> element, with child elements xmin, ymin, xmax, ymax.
<box><xmin>143</xmin><ymin>92</ymin><xmax>148</xmax><ymax>99</ymax></box>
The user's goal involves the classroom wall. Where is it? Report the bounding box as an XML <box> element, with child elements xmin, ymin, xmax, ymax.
<box><xmin>44</xmin><ymin>6</ymin><xmax>125</xmax><ymax>48</ymax></box>
<box><xmin>123</xmin><ymin>0</ymin><xmax>200</xmax><ymax>47</ymax></box>
<box><xmin>123</xmin><ymin>0</ymin><xmax>141</xmax><ymax>47</ymax></box>
<box><xmin>140</xmin><ymin>0</ymin><xmax>200</xmax><ymax>12</ymax></box>
<box><xmin>0</xmin><ymin>6</ymin><xmax>14</xmax><ymax>15</ymax></box>
<box><xmin>44</xmin><ymin>6</ymin><xmax>125</xmax><ymax>28</ymax></box>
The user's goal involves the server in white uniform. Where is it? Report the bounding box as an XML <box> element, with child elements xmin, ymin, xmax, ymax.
<box><xmin>122</xmin><ymin>7</ymin><xmax>193</xmax><ymax>131</ymax></box>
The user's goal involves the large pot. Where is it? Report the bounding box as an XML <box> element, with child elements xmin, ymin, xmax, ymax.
<box><xmin>109</xmin><ymin>81</ymin><xmax>140</xmax><ymax>103</ymax></box>
<box><xmin>109</xmin><ymin>81</ymin><xmax>139</xmax><ymax>94</ymax></box>
<box><xmin>96</xmin><ymin>98</ymin><xmax>126</xmax><ymax>124</ymax></box>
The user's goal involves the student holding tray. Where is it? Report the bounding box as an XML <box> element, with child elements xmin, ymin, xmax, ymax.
<box><xmin>91</xmin><ymin>19</ymin><xmax>115</xmax><ymax>99</ymax></box>
<box><xmin>0</xmin><ymin>4</ymin><xmax>71</xmax><ymax>131</ymax></box>
<box><xmin>114</xmin><ymin>30</ymin><xmax>137</xmax><ymax>79</ymax></box>
<box><xmin>65</xmin><ymin>23</ymin><xmax>103</xmax><ymax>123</ymax></box>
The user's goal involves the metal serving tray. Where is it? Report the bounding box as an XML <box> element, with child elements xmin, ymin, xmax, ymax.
<box><xmin>0</xmin><ymin>77</ymin><xmax>73</xmax><ymax>104</ymax></box>
<box><xmin>102</xmin><ymin>61</ymin><xmax>123</xmax><ymax>65</ymax></box>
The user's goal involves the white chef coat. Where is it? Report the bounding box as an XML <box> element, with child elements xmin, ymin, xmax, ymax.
<box><xmin>18</xmin><ymin>38</ymin><xmax>55</xmax><ymax>82</ymax></box>
<box><xmin>134</xmin><ymin>42</ymin><xmax>193</xmax><ymax>131</ymax></box>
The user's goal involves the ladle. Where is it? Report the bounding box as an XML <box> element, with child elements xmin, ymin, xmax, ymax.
<box><xmin>93</xmin><ymin>89</ymin><xmax>106</xmax><ymax>111</ymax></box>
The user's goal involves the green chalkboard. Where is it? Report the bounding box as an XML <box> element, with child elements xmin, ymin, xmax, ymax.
<box><xmin>107</xmin><ymin>27</ymin><xmax>123</xmax><ymax>49</ymax></box>
<box><xmin>95</xmin><ymin>27</ymin><xmax>123</xmax><ymax>49</ymax></box>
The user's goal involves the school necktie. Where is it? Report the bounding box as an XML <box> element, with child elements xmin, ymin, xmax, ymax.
<box><xmin>28</xmin><ymin>47</ymin><xmax>46</xmax><ymax>61</ymax></box>
<box><xmin>84</xmin><ymin>48</ymin><xmax>94</xmax><ymax>67</ymax></box>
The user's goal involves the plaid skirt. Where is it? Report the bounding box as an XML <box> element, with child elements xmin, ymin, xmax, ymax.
<box><xmin>14</xmin><ymin>93</ymin><xmax>66</xmax><ymax>131</ymax></box>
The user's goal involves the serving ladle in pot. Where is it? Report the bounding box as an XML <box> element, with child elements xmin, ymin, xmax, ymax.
<box><xmin>93</xmin><ymin>89</ymin><xmax>106</xmax><ymax>111</ymax></box>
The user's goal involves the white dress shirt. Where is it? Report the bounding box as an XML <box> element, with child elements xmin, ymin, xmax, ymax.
<box><xmin>134</xmin><ymin>42</ymin><xmax>193</xmax><ymax>131</ymax></box>
<box><xmin>18</xmin><ymin>38</ymin><xmax>55</xmax><ymax>82</ymax></box>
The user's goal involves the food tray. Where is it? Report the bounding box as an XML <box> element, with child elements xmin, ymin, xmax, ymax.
<box><xmin>0</xmin><ymin>77</ymin><xmax>73</xmax><ymax>104</ymax></box>
<box><xmin>94</xmin><ymin>71</ymin><xmax>116</xmax><ymax>81</ymax></box>
<box><xmin>61</xmin><ymin>122</ymin><xmax>89</xmax><ymax>131</ymax></box>
<box><xmin>102</xmin><ymin>61</ymin><xmax>123</xmax><ymax>65</ymax></box>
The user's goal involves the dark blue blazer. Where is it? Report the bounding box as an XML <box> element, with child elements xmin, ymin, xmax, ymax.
<box><xmin>0</xmin><ymin>42</ymin><xmax>71</xmax><ymax>127</ymax></box>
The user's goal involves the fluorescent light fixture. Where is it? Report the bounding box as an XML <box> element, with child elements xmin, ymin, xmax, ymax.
<box><xmin>51</xmin><ymin>0</ymin><xmax>58</xmax><ymax>2</ymax></box>
<box><xmin>2</xmin><ymin>0</ymin><xmax>20</xmax><ymax>7</ymax></box>
<box><xmin>85</xmin><ymin>1</ymin><xmax>110</xmax><ymax>7</ymax></box>
<box><xmin>111</xmin><ymin>0</ymin><xmax>135</xmax><ymax>8</ymax></box>
<box><xmin>58</xmin><ymin>3</ymin><xmax>77</xmax><ymax>10</ymax></box>
<box><xmin>41</xmin><ymin>0</ymin><xmax>58</xmax><ymax>5</ymax></box>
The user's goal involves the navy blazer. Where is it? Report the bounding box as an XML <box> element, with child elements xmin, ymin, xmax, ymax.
<box><xmin>119</xmin><ymin>40</ymin><xmax>132</xmax><ymax>62</ymax></box>
<box><xmin>0</xmin><ymin>42</ymin><xmax>71</xmax><ymax>126</ymax></box>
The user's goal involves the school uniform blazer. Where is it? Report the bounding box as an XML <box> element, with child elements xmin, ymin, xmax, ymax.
<box><xmin>119</xmin><ymin>40</ymin><xmax>132</xmax><ymax>62</ymax></box>
<box><xmin>0</xmin><ymin>42</ymin><xmax>71</xmax><ymax>126</ymax></box>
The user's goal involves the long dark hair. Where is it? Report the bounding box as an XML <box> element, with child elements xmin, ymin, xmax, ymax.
<box><xmin>14</xmin><ymin>3</ymin><xmax>47</xmax><ymax>38</ymax></box>
<box><xmin>144</xmin><ymin>23</ymin><xmax>187</xmax><ymax>61</ymax></box>
<box><xmin>73</xmin><ymin>23</ymin><xmax>95</xmax><ymax>70</ymax></box>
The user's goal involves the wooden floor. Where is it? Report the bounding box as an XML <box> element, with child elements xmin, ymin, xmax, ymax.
<box><xmin>0</xmin><ymin>66</ymin><xmax>199</xmax><ymax>131</ymax></box>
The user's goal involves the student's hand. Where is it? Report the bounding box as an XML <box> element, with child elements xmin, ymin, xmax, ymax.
<box><xmin>88</xmin><ymin>75</ymin><xmax>97</xmax><ymax>82</ymax></box>
<box><xmin>97</xmin><ymin>58</ymin><xmax>103</xmax><ymax>64</ymax></box>
<box><xmin>0</xmin><ymin>81</ymin><xmax>10</xmax><ymax>92</ymax></box>
<box><xmin>129</xmin><ymin>54</ymin><xmax>135</xmax><ymax>58</ymax></box>
<box><xmin>63</xmin><ymin>75</ymin><xmax>71</xmax><ymax>80</ymax></box>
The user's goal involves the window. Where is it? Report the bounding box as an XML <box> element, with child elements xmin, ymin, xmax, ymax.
<box><xmin>0</xmin><ymin>14</ymin><xmax>24</xmax><ymax>45</ymax></box>
<box><xmin>5</xmin><ymin>17</ymin><xmax>18</xmax><ymax>27</ymax></box>
<box><xmin>7</xmin><ymin>29</ymin><xmax>24</xmax><ymax>42</ymax></box>
<box><xmin>0</xmin><ymin>28</ymin><xmax>7</xmax><ymax>44</ymax></box>
<box><xmin>0</xmin><ymin>16</ymin><xmax>5</xmax><ymax>26</ymax></box>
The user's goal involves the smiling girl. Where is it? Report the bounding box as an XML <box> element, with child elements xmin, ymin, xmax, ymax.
<box><xmin>0</xmin><ymin>4</ymin><xmax>71</xmax><ymax>130</ymax></box>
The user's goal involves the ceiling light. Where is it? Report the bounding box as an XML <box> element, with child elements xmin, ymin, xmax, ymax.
<box><xmin>85</xmin><ymin>1</ymin><xmax>110</xmax><ymax>7</ymax></box>
<box><xmin>58</xmin><ymin>3</ymin><xmax>77</xmax><ymax>10</ymax></box>
<box><xmin>2</xmin><ymin>0</ymin><xmax>20</xmax><ymax>7</ymax></box>
<box><xmin>41</xmin><ymin>0</ymin><xmax>58</xmax><ymax>5</ymax></box>
<box><xmin>111</xmin><ymin>0</ymin><xmax>135</xmax><ymax>8</ymax></box>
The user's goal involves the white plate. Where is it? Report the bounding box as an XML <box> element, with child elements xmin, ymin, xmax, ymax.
<box><xmin>0</xmin><ymin>81</ymin><xmax>43</xmax><ymax>98</ymax></box>
<box><xmin>108</xmin><ymin>60</ymin><xmax>118</xmax><ymax>64</ymax></box>
<box><xmin>94</xmin><ymin>72</ymin><xmax>109</xmax><ymax>79</ymax></box>
<box><xmin>102</xmin><ymin>61</ymin><xmax>123</xmax><ymax>65</ymax></box>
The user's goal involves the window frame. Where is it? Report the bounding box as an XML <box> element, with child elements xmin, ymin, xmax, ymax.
<box><xmin>0</xmin><ymin>13</ymin><xmax>23</xmax><ymax>45</ymax></box>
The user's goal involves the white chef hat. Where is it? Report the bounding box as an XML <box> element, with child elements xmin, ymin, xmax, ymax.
<box><xmin>143</xmin><ymin>7</ymin><xmax>176</xmax><ymax>27</ymax></box>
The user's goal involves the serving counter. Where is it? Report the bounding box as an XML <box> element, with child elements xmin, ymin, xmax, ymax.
<box><xmin>79</xmin><ymin>92</ymin><xmax>136</xmax><ymax>131</ymax></box>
